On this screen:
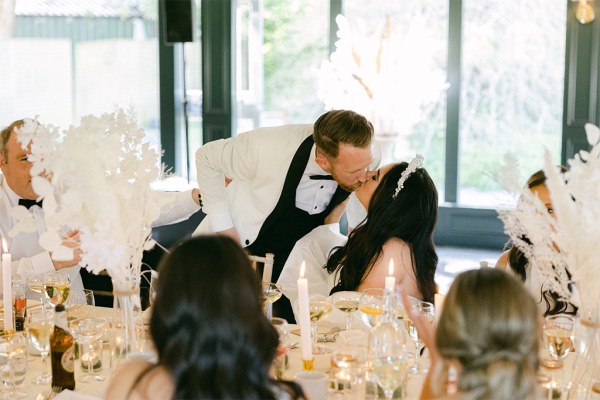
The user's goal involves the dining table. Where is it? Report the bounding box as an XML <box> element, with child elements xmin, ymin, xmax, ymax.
<box><xmin>13</xmin><ymin>303</ymin><xmax>584</xmax><ymax>400</ymax></box>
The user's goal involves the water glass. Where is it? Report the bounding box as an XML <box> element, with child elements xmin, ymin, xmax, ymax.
<box><xmin>0</xmin><ymin>332</ymin><xmax>28</xmax><ymax>399</ymax></box>
<box><xmin>271</xmin><ymin>317</ymin><xmax>289</xmax><ymax>379</ymax></box>
<box><xmin>70</xmin><ymin>318</ymin><xmax>107</xmax><ymax>383</ymax></box>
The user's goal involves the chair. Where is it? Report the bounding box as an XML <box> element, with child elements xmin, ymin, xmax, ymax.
<box><xmin>249</xmin><ymin>253</ymin><xmax>275</xmax><ymax>283</ymax></box>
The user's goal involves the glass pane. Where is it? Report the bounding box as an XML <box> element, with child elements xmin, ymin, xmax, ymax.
<box><xmin>235</xmin><ymin>0</ymin><xmax>329</xmax><ymax>133</ymax></box>
<box><xmin>185</xmin><ymin>0</ymin><xmax>202</xmax><ymax>182</ymax></box>
<box><xmin>459</xmin><ymin>0</ymin><xmax>566</xmax><ymax>207</ymax></box>
<box><xmin>332</xmin><ymin>1</ymin><xmax>448</xmax><ymax>188</ymax></box>
<box><xmin>0</xmin><ymin>1</ymin><xmax>160</xmax><ymax>144</ymax></box>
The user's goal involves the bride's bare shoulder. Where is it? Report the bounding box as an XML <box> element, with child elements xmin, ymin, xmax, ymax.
<box><xmin>105</xmin><ymin>359</ymin><xmax>173</xmax><ymax>400</ymax></box>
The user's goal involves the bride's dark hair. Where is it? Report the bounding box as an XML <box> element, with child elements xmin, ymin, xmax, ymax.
<box><xmin>326</xmin><ymin>162</ymin><xmax>438</xmax><ymax>303</ymax></box>
<box><xmin>148</xmin><ymin>235</ymin><xmax>302</xmax><ymax>399</ymax></box>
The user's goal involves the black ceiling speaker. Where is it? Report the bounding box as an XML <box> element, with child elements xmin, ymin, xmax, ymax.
<box><xmin>162</xmin><ymin>0</ymin><xmax>195</xmax><ymax>44</ymax></box>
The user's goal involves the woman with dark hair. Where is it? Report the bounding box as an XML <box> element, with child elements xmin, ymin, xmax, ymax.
<box><xmin>408</xmin><ymin>268</ymin><xmax>540</xmax><ymax>399</ymax></box>
<box><xmin>496</xmin><ymin>168</ymin><xmax>578</xmax><ymax>316</ymax></box>
<box><xmin>326</xmin><ymin>157</ymin><xmax>439</xmax><ymax>303</ymax></box>
<box><xmin>105</xmin><ymin>235</ymin><xmax>305</xmax><ymax>400</ymax></box>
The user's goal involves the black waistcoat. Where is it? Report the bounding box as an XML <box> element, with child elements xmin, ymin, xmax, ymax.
<box><xmin>246</xmin><ymin>135</ymin><xmax>350</xmax><ymax>282</ymax></box>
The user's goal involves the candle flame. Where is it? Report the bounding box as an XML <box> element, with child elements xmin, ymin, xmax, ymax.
<box><xmin>1</xmin><ymin>239</ymin><xmax>6</xmax><ymax>253</ymax></box>
<box><xmin>300</xmin><ymin>261</ymin><xmax>306</xmax><ymax>278</ymax></box>
<box><xmin>388</xmin><ymin>259</ymin><xmax>394</xmax><ymax>275</ymax></box>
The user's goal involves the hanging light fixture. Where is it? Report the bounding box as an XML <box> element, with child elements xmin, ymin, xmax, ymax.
<box><xmin>575</xmin><ymin>0</ymin><xmax>596</xmax><ymax>24</ymax></box>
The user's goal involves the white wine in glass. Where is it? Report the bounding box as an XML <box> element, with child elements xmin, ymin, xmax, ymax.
<box><xmin>331</xmin><ymin>291</ymin><xmax>361</xmax><ymax>331</ymax></box>
<box><xmin>43</xmin><ymin>272</ymin><xmax>71</xmax><ymax>308</ymax></box>
<box><xmin>27</xmin><ymin>274</ymin><xmax>45</xmax><ymax>307</ymax></box>
<box><xmin>543</xmin><ymin>315</ymin><xmax>574</xmax><ymax>368</ymax></box>
<box><xmin>26</xmin><ymin>310</ymin><xmax>54</xmax><ymax>385</ymax></box>
<box><xmin>308</xmin><ymin>295</ymin><xmax>332</xmax><ymax>355</ymax></box>
<box><xmin>359</xmin><ymin>288</ymin><xmax>385</xmax><ymax>328</ymax></box>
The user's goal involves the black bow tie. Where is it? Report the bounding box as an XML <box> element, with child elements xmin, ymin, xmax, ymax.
<box><xmin>18</xmin><ymin>198</ymin><xmax>43</xmax><ymax>209</ymax></box>
<box><xmin>309</xmin><ymin>174</ymin><xmax>334</xmax><ymax>181</ymax></box>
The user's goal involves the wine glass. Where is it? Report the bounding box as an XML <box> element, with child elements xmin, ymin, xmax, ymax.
<box><xmin>26</xmin><ymin>274</ymin><xmax>46</xmax><ymax>308</ymax></box>
<box><xmin>0</xmin><ymin>332</ymin><xmax>28</xmax><ymax>399</ymax></box>
<box><xmin>25</xmin><ymin>309</ymin><xmax>54</xmax><ymax>385</ymax></box>
<box><xmin>308</xmin><ymin>295</ymin><xmax>333</xmax><ymax>355</ymax></box>
<box><xmin>70</xmin><ymin>318</ymin><xmax>108</xmax><ymax>383</ymax></box>
<box><xmin>261</xmin><ymin>282</ymin><xmax>282</xmax><ymax>320</ymax></box>
<box><xmin>405</xmin><ymin>300</ymin><xmax>435</xmax><ymax>374</ymax></box>
<box><xmin>43</xmin><ymin>272</ymin><xmax>71</xmax><ymax>308</ymax></box>
<box><xmin>67</xmin><ymin>289</ymin><xmax>96</xmax><ymax>321</ymax></box>
<box><xmin>358</xmin><ymin>288</ymin><xmax>384</xmax><ymax>328</ymax></box>
<box><xmin>543</xmin><ymin>315</ymin><xmax>574</xmax><ymax>369</ymax></box>
<box><xmin>331</xmin><ymin>291</ymin><xmax>361</xmax><ymax>331</ymax></box>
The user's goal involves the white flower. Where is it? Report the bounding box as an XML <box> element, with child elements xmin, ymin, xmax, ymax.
<box><xmin>12</xmin><ymin>108</ymin><xmax>168</xmax><ymax>289</ymax></box>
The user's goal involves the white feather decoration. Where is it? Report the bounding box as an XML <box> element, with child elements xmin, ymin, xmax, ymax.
<box><xmin>12</xmin><ymin>109</ymin><xmax>168</xmax><ymax>295</ymax></box>
<box><xmin>498</xmin><ymin>123</ymin><xmax>600</xmax><ymax>314</ymax></box>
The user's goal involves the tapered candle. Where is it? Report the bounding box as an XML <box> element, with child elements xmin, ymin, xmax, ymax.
<box><xmin>297</xmin><ymin>261</ymin><xmax>313</xmax><ymax>369</ymax></box>
<box><xmin>385</xmin><ymin>259</ymin><xmax>395</xmax><ymax>292</ymax></box>
<box><xmin>2</xmin><ymin>239</ymin><xmax>13</xmax><ymax>332</ymax></box>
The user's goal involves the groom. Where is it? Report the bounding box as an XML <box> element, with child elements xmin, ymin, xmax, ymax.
<box><xmin>194</xmin><ymin>110</ymin><xmax>374</xmax><ymax>322</ymax></box>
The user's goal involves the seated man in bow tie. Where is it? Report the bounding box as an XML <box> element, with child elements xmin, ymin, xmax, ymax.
<box><xmin>0</xmin><ymin>119</ymin><xmax>202</xmax><ymax>299</ymax></box>
<box><xmin>194</xmin><ymin>109</ymin><xmax>376</xmax><ymax>321</ymax></box>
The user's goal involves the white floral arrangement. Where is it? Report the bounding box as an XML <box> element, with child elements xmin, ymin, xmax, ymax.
<box><xmin>13</xmin><ymin>109</ymin><xmax>168</xmax><ymax>292</ymax></box>
<box><xmin>496</xmin><ymin>123</ymin><xmax>600</xmax><ymax>313</ymax></box>
<box><xmin>318</xmin><ymin>14</ymin><xmax>447</xmax><ymax>136</ymax></box>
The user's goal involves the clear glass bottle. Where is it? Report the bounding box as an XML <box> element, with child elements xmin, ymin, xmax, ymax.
<box><xmin>368</xmin><ymin>288</ymin><xmax>408</xmax><ymax>400</ymax></box>
<box><xmin>12</xmin><ymin>274</ymin><xmax>26</xmax><ymax>332</ymax></box>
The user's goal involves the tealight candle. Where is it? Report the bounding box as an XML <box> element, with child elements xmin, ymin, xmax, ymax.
<box><xmin>2</xmin><ymin>239</ymin><xmax>13</xmax><ymax>332</ymax></box>
<box><xmin>297</xmin><ymin>261</ymin><xmax>313</xmax><ymax>370</ymax></box>
<box><xmin>385</xmin><ymin>259</ymin><xmax>395</xmax><ymax>292</ymax></box>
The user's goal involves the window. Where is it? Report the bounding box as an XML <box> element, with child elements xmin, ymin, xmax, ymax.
<box><xmin>235</xmin><ymin>0</ymin><xmax>329</xmax><ymax>132</ymax></box>
<box><xmin>340</xmin><ymin>1</ymin><xmax>449</xmax><ymax>189</ymax></box>
<box><xmin>1</xmin><ymin>0</ymin><xmax>160</xmax><ymax>144</ymax></box>
<box><xmin>458</xmin><ymin>0</ymin><xmax>566</xmax><ymax>206</ymax></box>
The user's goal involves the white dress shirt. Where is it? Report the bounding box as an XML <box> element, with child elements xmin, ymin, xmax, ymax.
<box><xmin>0</xmin><ymin>174</ymin><xmax>200</xmax><ymax>298</ymax></box>
<box><xmin>295</xmin><ymin>144</ymin><xmax>338</xmax><ymax>214</ymax></box>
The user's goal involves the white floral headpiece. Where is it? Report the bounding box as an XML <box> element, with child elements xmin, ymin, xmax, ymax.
<box><xmin>393</xmin><ymin>154</ymin><xmax>424</xmax><ymax>199</ymax></box>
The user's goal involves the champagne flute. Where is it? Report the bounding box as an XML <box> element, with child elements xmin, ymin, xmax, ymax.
<box><xmin>261</xmin><ymin>282</ymin><xmax>282</xmax><ymax>320</ymax></box>
<box><xmin>308</xmin><ymin>295</ymin><xmax>333</xmax><ymax>355</ymax></box>
<box><xmin>70</xmin><ymin>318</ymin><xmax>108</xmax><ymax>383</ymax></box>
<box><xmin>543</xmin><ymin>315</ymin><xmax>574</xmax><ymax>369</ymax></box>
<box><xmin>26</xmin><ymin>274</ymin><xmax>45</xmax><ymax>308</ymax></box>
<box><xmin>43</xmin><ymin>272</ymin><xmax>71</xmax><ymax>308</ymax></box>
<box><xmin>405</xmin><ymin>300</ymin><xmax>435</xmax><ymax>374</ymax></box>
<box><xmin>331</xmin><ymin>291</ymin><xmax>361</xmax><ymax>331</ymax></box>
<box><xmin>26</xmin><ymin>309</ymin><xmax>54</xmax><ymax>385</ymax></box>
<box><xmin>0</xmin><ymin>332</ymin><xmax>28</xmax><ymax>399</ymax></box>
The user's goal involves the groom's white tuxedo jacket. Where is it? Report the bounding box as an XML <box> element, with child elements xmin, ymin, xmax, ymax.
<box><xmin>194</xmin><ymin>124</ymin><xmax>314</xmax><ymax>247</ymax></box>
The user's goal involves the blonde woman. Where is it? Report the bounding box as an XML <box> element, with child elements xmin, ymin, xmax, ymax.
<box><xmin>407</xmin><ymin>268</ymin><xmax>540</xmax><ymax>400</ymax></box>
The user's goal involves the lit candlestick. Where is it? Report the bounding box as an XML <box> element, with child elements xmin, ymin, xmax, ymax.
<box><xmin>385</xmin><ymin>259</ymin><xmax>396</xmax><ymax>292</ymax></box>
<box><xmin>2</xmin><ymin>239</ymin><xmax>13</xmax><ymax>332</ymax></box>
<box><xmin>297</xmin><ymin>261</ymin><xmax>313</xmax><ymax>370</ymax></box>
